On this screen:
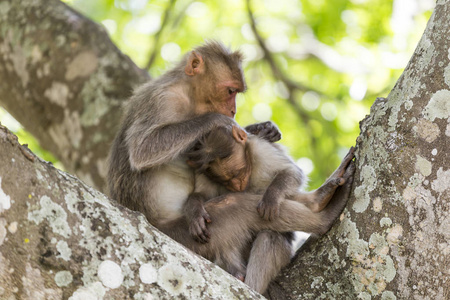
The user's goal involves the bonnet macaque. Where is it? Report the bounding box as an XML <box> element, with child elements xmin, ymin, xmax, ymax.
<box><xmin>186</xmin><ymin>125</ymin><xmax>355</xmax><ymax>292</ymax></box>
<box><xmin>188</xmin><ymin>125</ymin><xmax>349</xmax><ymax>217</ymax></box>
<box><xmin>108</xmin><ymin>41</ymin><xmax>279</xmax><ymax>225</ymax></box>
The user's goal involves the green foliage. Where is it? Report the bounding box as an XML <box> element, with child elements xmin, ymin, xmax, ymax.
<box><xmin>0</xmin><ymin>109</ymin><xmax>61</xmax><ymax>168</ymax></box>
<box><xmin>7</xmin><ymin>0</ymin><xmax>434</xmax><ymax>189</ymax></box>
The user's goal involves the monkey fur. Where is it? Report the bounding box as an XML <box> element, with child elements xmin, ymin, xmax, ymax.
<box><xmin>107</xmin><ymin>41</ymin><xmax>355</xmax><ymax>295</ymax></box>
<box><xmin>186</xmin><ymin>124</ymin><xmax>355</xmax><ymax>292</ymax></box>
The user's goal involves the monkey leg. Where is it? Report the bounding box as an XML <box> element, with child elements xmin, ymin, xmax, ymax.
<box><xmin>245</xmin><ymin>231</ymin><xmax>293</xmax><ymax>294</ymax></box>
<box><xmin>291</xmin><ymin>147</ymin><xmax>355</xmax><ymax>213</ymax></box>
<box><xmin>204</xmin><ymin>159</ymin><xmax>355</xmax><ymax>235</ymax></box>
<box><xmin>216</xmin><ymin>249</ymin><xmax>247</xmax><ymax>281</ymax></box>
<box><xmin>159</xmin><ymin>160</ymin><xmax>355</xmax><ymax>286</ymax></box>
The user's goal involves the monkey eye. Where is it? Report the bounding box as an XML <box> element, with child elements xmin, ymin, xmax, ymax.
<box><xmin>228</xmin><ymin>88</ymin><xmax>237</xmax><ymax>95</ymax></box>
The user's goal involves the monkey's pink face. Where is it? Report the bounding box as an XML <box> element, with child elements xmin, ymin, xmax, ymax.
<box><xmin>208</xmin><ymin>143</ymin><xmax>251</xmax><ymax>192</ymax></box>
<box><xmin>215</xmin><ymin>81</ymin><xmax>245</xmax><ymax>118</ymax></box>
<box><xmin>194</xmin><ymin>83</ymin><xmax>242</xmax><ymax>118</ymax></box>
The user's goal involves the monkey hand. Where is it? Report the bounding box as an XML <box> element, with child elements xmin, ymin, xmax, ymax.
<box><xmin>188</xmin><ymin>208</ymin><xmax>212</xmax><ymax>244</ymax></box>
<box><xmin>245</xmin><ymin>121</ymin><xmax>282</xmax><ymax>143</ymax></box>
<box><xmin>257</xmin><ymin>195</ymin><xmax>281</xmax><ymax>221</ymax></box>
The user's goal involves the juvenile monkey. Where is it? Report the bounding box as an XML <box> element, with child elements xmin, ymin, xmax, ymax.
<box><xmin>163</xmin><ymin>155</ymin><xmax>355</xmax><ymax>294</ymax></box>
<box><xmin>108</xmin><ymin>41</ymin><xmax>355</xmax><ymax>294</ymax></box>
<box><xmin>188</xmin><ymin>125</ymin><xmax>348</xmax><ymax>217</ymax></box>
<box><xmin>187</xmin><ymin>125</ymin><xmax>355</xmax><ymax>292</ymax></box>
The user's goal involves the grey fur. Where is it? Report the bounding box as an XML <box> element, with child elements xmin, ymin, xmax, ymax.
<box><xmin>107</xmin><ymin>41</ymin><xmax>355</xmax><ymax>295</ymax></box>
<box><xmin>189</xmin><ymin>126</ymin><xmax>356</xmax><ymax>293</ymax></box>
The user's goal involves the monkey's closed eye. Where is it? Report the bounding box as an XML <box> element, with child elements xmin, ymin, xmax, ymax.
<box><xmin>228</xmin><ymin>88</ymin><xmax>237</xmax><ymax>95</ymax></box>
<box><xmin>218</xmin><ymin>153</ymin><xmax>231</xmax><ymax>160</ymax></box>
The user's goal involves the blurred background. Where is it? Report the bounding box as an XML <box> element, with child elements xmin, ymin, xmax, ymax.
<box><xmin>0</xmin><ymin>0</ymin><xmax>434</xmax><ymax>189</ymax></box>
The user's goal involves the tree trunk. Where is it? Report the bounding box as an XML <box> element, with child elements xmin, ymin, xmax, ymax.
<box><xmin>0</xmin><ymin>0</ymin><xmax>149</xmax><ymax>192</ymax></box>
<box><xmin>268</xmin><ymin>1</ymin><xmax>450</xmax><ymax>299</ymax></box>
<box><xmin>0</xmin><ymin>124</ymin><xmax>262</xmax><ymax>299</ymax></box>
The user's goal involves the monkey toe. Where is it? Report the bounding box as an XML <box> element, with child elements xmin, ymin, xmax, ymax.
<box><xmin>335</xmin><ymin>147</ymin><xmax>356</xmax><ymax>177</ymax></box>
<box><xmin>344</xmin><ymin>160</ymin><xmax>356</xmax><ymax>181</ymax></box>
<box><xmin>332</xmin><ymin>177</ymin><xmax>345</xmax><ymax>186</ymax></box>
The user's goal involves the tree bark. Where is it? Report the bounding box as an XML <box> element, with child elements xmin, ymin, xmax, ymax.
<box><xmin>0</xmin><ymin>124</ymin><xmax>262</xmax><ymax>299</ymax></box>
<box><xmin>268</xmin><ymin>1</ymin><xmax>450</xmax><ymax>299</ymax></box>
<box><xmin>0</xmin><ymin>0</ymin><xmax>149</xmax><ymax>192</ymax></box>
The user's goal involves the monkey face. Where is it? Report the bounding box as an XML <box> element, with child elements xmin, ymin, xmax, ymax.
<box><xmin>189</xmin><ymin>58</ymin><xmax>245</xmax><ymax>118</ymax></box>
<box><xmin>193</xmin><ymin>78</ymin><xmax>244</xmax><ymax>118</ymax></box>
<box><xmin>187</xmin><ymin>125</ymin><xmax>251</xmax><ymax>191</ymax></box>
<box><xmin>207</xmin><ymin>142</ymin><xmax>251</xmax><ymax>192</ymax></box>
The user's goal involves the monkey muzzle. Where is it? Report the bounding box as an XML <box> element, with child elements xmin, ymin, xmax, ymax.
<box><xmin>226</xmin><ymin>178</ymin><xmax>246</xmax><ymax>192</ymax></box>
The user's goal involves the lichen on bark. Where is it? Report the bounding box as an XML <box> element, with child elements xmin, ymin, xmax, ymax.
<box><xmin>270</xmin><ymin>2</ymin><xmax>450</xmax><ymax>299</ymax></box>
<box><xmin>0</xmin><ymin>124</ymin><xmax>262</xmax><ymax>299</ymax></box>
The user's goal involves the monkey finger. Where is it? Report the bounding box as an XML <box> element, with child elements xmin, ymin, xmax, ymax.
<box><xmin>266</xmin><ymin>211</ymin><xmax>273</xmax><ymax>222</ymax></box>
<box><xmin>198</xmin><ymin>219</ymin><xmax>211</xmax><ymax>239</ymax></box>
<box><xmin>199</xmin><ymin>233</ymin><xmax>209</xmax><ymax>244</ymax></box>
<box><xmin>268</xmin><ymin>131</ymin><xmax>282</xmax><ymax>143</ymax></box>
<box><xmin>198</xmin><ymin>232</ymin><xmax>209</xmax><ymax>244</ymax></box>
<box><xmin>244</xmin><ymin>124</ymin><xmax>260</xmax><ymax>135</ymax></box>
<box><xmin>203</xmin><ymin>212</ymin><xmax>212</xmax><ymax>223</ymax></box>
<box><xmin>269</xmin><ymin>207</ymin><xmax>278</xmax><ymax>221</ymax></box>
<box><xmin>331</xmin><ymin>148</ymin><xmax>355</xmax><ymax>179</ymax></box>
<box><xmin>262</xmin><ymin>208</ymin><xmax>271</xmax><ymax>221</ymax></box>
<box><xmin>203</xmin><ymin>228</ymin><xmax>211</xmax><ymax>241</ymax></box>
<box><xmin>262</xmin><ymin>129</ymin><xmax>282</xmax><ymax>143</ymax></box>
<box><xmin>191</xmin><ymin>223</ymin><xmax>206</xmax><ymax>243</ymax></box>
<box><xmin>198</xmin><ymin>227</ymin><xmax>211</xmax><ymax>243</ymax></box>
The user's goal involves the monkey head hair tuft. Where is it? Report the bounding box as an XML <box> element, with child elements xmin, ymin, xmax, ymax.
<box><xmin>187</xmin><ymin>126</ymin><xmax>235</xmax><ymax>172</ymax></box>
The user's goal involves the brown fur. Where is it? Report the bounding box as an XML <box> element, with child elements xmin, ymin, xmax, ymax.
<box><xmin>108</xmin><ymin>41</ymin><xmax>246</xmax><ymax>225</ymax></box>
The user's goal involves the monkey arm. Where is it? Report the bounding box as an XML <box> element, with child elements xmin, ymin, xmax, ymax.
<box><xmin>245</xmin><ymin>121</ymin><xmax>282</xmax><ymax>143</ymax></box>
<box><xmin>245</xmin><ymin>231</ymin><xmax>293</xmax><ymax>293</ymax></box>
<box><xmin>184</xmin><ymin>192</ymin><xmax>212</xmax><ymax>243</ymax></box>
<box><xmin>185</xmin><ymin>173</ymin><xmax>224</xmax><ymax>243</ymax></box>
<box><xmin>126</xmin><ymin>113</ymin><xmax>236</xmax><ymax>170</ymax></box>
<box><xmin>257</xmin><ymin>167</ymin><xmax>304</xmax><ymax>221</ymax></box>
<box><xmin>290</xmin><ymin>147</ymin><xmax>355</xmax><ymax>212</ymax></box>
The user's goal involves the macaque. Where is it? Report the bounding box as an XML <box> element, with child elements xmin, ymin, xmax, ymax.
<box><xmin>186</xmin><ymin>125</ymin><xmax>355</xmax><ymax>292</ymax></box>
<box><xmin>107</xmin><ymin>41</ymin><xmax>355</xmax><ymax>295</ymax></box>
<box><xmin>188</xmin><ymin>125</ymin><xmax>350</xmax><ymax>217</ymax></box>
<box><xmin>108</xmin><ymin>41</ymin><xmax>279</xmax><ymax>225</ymax></box>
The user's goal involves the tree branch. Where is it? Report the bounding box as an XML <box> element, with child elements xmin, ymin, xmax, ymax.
<box><xmin>269</xmin><ymin>2</ymin><xmax>450</xmax><ymax>298</ymax></box>
<box><xmin>0</xmin><ymin>0</ymin><xmax>150</xmax><ymax>192</ymax></box>
<box><xmin>0</xmin><ymin>123</ymin><xmax>263</xmax><ymax>299</ymax></box>
<box><xmin>246</xmin><ymin>0</ymin><xmax>324</xmax><ymax>126</ymax></box>
<box><xmin>145</xmin><ymin>0</ymin><xmax>177</xmax><ymax>70</ymax></box>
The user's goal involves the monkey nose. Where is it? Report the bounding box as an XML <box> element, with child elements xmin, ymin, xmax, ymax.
<box><xmin>229</xmin><ymin>179</ymin><xmax>244</xmax><ymax>192</ymax></box>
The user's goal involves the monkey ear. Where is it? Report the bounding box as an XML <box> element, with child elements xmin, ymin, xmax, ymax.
<box><xmin>185</xmin><ymin>51</ymin><xmax>204</xmax><ymax>76</ymax></box>
<box><xmin>232</xmin><ymin>126</ymin><xmax>247</xmax><ymax>144</ymax></box>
